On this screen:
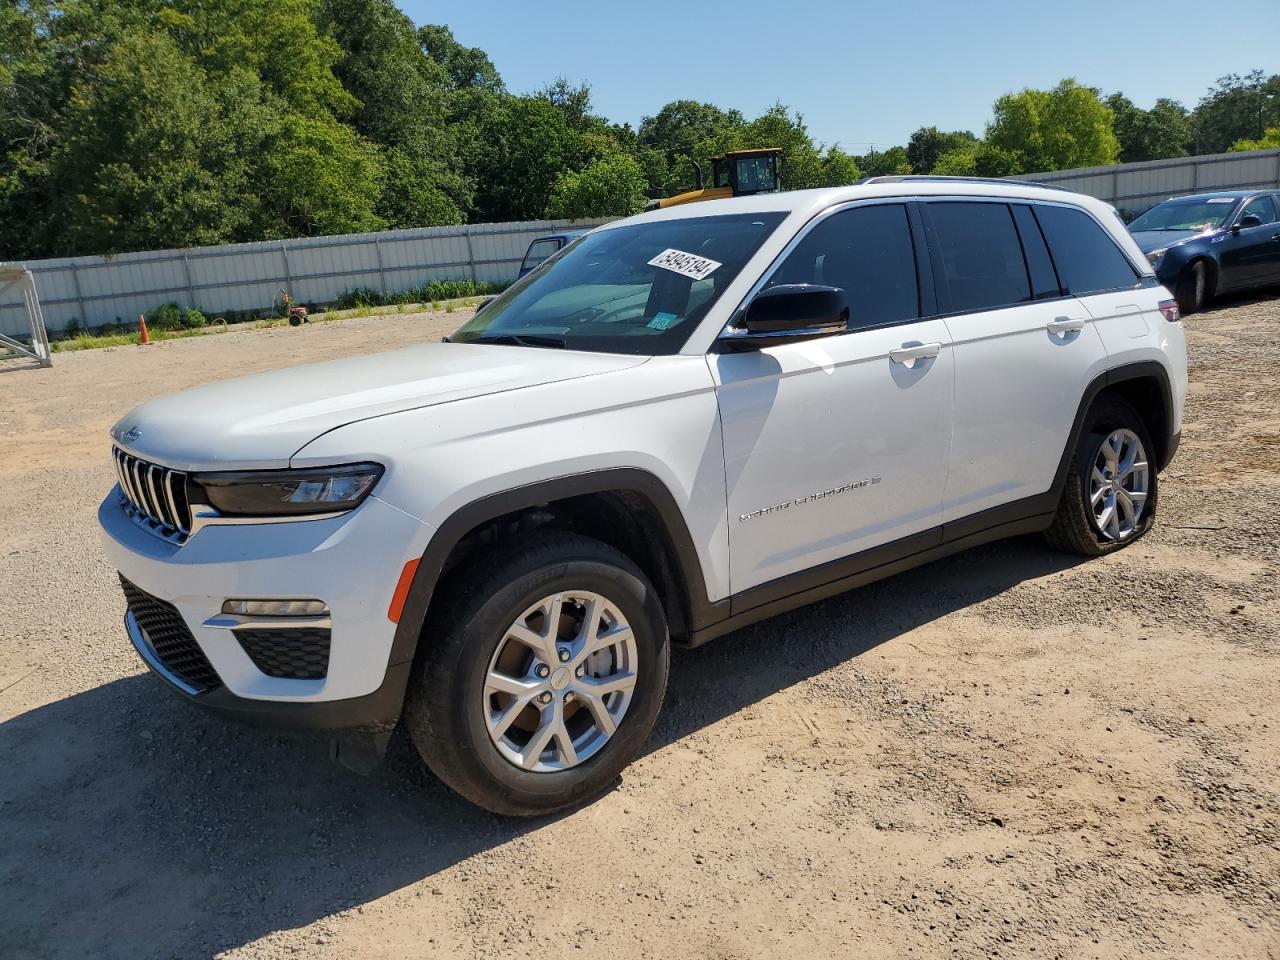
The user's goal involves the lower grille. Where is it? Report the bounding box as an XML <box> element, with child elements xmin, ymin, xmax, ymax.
<box><xmin>236</xmin><ymin>628</ymin><xmax>331</xmax><ymax>680</ymax></box>
<box><xmin>120</xmin><ymin>576</ymin><xmax>221</xmax><ymax>693</ymax></box>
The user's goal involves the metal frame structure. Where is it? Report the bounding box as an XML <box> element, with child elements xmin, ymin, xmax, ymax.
<box><xmin>0</xmin><ymin>264</ymin><xmax>52</xmax><ymax>367</ymax></box>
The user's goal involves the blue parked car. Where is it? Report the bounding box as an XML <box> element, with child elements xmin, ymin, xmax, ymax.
<box><xmin>516</xmin><ymin>230</ymin><xmax>589</xmax><ymax>278</ymax></box>
<box><xmin>1128</xmin><ymin>190</ymin><xmax>1280</xmax><ymax>313</ymax></box>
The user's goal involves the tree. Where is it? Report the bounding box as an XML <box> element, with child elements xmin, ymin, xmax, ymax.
<box><xmin>1106</xmin><ymin>93</ymin><xmax>1190</xmax><ymax>162</ymax></box>
<box><xmin>986</xmin><ymin>78</ymin><xmax>1119</xmax><ymax>172</ymax></box>
<box><xmin>469</xmin><ymin>96</ymin><xmax>582</xmax><ymax>221</ymax></box>
<box><xmin>44</xmin><ymin>31</ymin><xmax>251</xmax><ymax>255</ymax></box>
<box><xmin>546</xmin><ymin>154</ymin><xmax>647</xmax><ymax>219</ymax></box>
<box><xmin>1191</xmin><ymin>72</ymin><xmax>1280</xmax><ymax>153</ymax></box>
<box><xmin>255</xmin><ymin>112</ymin><xmax>385</xmax><ymax>238</ymax></box>
<box><xmin>417</xmin><ymin>23</ymin><xmax>504</xmax><ymax>93</ymax></box>
<box><xmin>858</xmin><ymin>146</ymin><xmax>910</xmax><ymax>177</ymax></box>
<box><xmin>906</xmin><ymin>127</ymin><xmax>978</xmax><ymax>173</ymax></box>
<box><xmin>819</xmin><ymin>147</ymin><xmax>860</xmax><ymax>186</ymax></box>
<box><xmin>1232</xmin><ymin>127</ymin><xmax>1280</xmax><ymax>151</ymax></box>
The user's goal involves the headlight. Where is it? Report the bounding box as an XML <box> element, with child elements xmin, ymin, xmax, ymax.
<box><xmin>192</xmin><ymin>463</ymin><xmax>383</xmax><ymax>517</ymax></box>
<box><xmin>1146</xmin><ymin>248</ymin><xmax>1167</xmax><ymax>270</ymax></box>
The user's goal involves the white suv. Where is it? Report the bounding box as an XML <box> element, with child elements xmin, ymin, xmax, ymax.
<box><xmin>100</xmin><ymin>177</ymin><xmax>1187</xmax><ymax>815</ymax></box>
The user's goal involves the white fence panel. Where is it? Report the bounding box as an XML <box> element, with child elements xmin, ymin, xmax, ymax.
<box><xmin>1</xmin><ymin>216</ymin><xmax>609</xmax><ymax>337</ymax></box>
<box><xmin>1020</xmin><ymin>148</ymin><xmax>1280</xmax><ymax>218</ymax></box>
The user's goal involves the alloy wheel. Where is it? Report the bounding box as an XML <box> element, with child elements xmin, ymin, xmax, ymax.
<box><xmin>1089</xmin><ymin>428</ymin><xmax>1150</xmax><ymax>541</ymax></box>
<box><xmin>483</xmin><ymin>591</ymin><xmax>638</xmax><ymax>772</ymax></box>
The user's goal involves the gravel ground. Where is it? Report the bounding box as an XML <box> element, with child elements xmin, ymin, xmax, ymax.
<box><xmin>1</xmin><ymin>299</ymin><xmax>1277</xmax><ymax>960</ymax></box>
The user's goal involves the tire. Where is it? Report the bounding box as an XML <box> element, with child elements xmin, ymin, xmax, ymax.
<box><xmin>1044</xmin><ymin>395</ymin><xmax>1159</xmax><ymax>557</ymax></box>
<box><xmin>1174</xmin><ymin>260</ymin><xmax>1209</xmax><ymax>314</ymax></box>
<box><xmin>403</xmin><ymin>531</ymin><xmax>670</xmax><ymax>816</ymax></box>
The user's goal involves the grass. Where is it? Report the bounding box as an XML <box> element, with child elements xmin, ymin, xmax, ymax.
<box><xmin>42</xmin><ymin>295</ymin><xmax>482</xmax><ymax>354</ymax></box>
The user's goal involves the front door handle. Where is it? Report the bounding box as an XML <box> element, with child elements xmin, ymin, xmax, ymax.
<box><xmin>1270</xmin><ymin>233</ymin><xmax>1280</xmax><ymax>241</ymax></box>
<box><xmin>889</xmin><ymin>341</ymin><xmax>941</xmax><ymax>365</ymax></box>
<box><xmin>1046</xmin><ymin>316</ymin><xmax>1086</xmax><ymax>334</ymax></box>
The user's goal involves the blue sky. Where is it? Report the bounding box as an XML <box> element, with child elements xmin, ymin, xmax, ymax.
<box><xmin>402</xmin><ymin>0</ymin><xmax>1279</xmax><ymax>151</ymax></box>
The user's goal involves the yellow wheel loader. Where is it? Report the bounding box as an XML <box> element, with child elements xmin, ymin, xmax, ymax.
<box><xmin>645</xmin><ymin>148</ymin><xmax>782</xmax><ymax>211</ymax></box>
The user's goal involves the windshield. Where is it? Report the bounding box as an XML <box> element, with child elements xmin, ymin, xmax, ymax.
<box><xmin>1129</xmin><ymin>197</ymin><xmax>1240</xmax><ymax>233</ymax></box>
<box><xmin>451</xmin><ymin>212</ymin><xmax>788</xmax><ymax>354</ymax></box>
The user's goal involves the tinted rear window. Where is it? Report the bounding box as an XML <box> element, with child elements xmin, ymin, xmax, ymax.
<box><xmin>1034</xmin><ymin>205</ymin><xmax>1139</xmax><ymax>295</ymax></box>
<box><xmin>927</xmin><ymin>202</ymin><xmax>1031</xmax><ymax>313</ymax></box>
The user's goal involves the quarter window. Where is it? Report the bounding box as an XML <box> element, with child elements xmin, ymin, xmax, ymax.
<box><xmin>927</xmin><ymin>202</ymin><xmax>1032</xmax><ymax>313</ymax></box>
<box><xmin>1240</xmin><ymin>195</ymin><xmax>1277</xmax><ymax>225</ymax></box>
<box><xmin>1034</xmin><ymin>205</ymin><xmax>1140</xmax><ymax>295</ymax></box>
<box><xmin>766</xmin><ymin>203</ymin><xmax>920</xmax><ymax>331</ymax></box>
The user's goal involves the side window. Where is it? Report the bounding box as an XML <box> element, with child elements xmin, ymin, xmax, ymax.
<box><xmin>1011</xmin><ymin>204</ymin><xmax>1063</xmax><ymax>299</ymax></box>
<box><xmin>521</xmin><ymin>239</ymin><xmax>561</xmax><ymax>272</ymax></box>
<box><xmin>927</xmin><ymin>201</ymin><xmax>1031</xmax><ymax>313</ymax></box>
<box><xmin>766</xmin><ymin>203</ymin><xmax>920</xmax><ymax>330</ymax></box>
<box><xmin>1240</xmin><ymin>195</ymin><xmax>1277</xmax><ymax>225</ymax></box>
<box><xmin>1034</xmin><ymin>205</ymin><xmax>1140</xmax><ymax>295</ymax></box>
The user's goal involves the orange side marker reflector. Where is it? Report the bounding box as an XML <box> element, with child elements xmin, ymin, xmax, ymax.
<box><xmin>388</xmin><ymin>558</ymin><xmax>421</xmax><ymax>624</ymax></box>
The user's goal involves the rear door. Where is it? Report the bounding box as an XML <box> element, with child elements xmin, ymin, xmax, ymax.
<box><xmin>921</xmin><ymin>199</ymin><xmax>1110</xmax><ymax>524</ymax></box>
<box><xmin>1033</xmin><ymin>202</ymin><xmax>1152</xmax><ymax>353</ymax></box>
<box><xmin>712</xmin><ymin>200</ymin><xmax>954</xmax><ymax>598</ymax></box>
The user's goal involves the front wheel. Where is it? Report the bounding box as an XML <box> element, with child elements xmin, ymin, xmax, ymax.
<box><xmin>1045</xmin><ymin>395</ymin><xmax>1158</xmax><ymax>557</ymax></box>
<box><xmin>1175</xmin><ymin>260</ymin><xmax>1209</xmax><ymax>314</ymax></box>
<box><xmin>403</xmin><ymin>532</ymin><xmax>670</xmax><ymax>816</ymax></box>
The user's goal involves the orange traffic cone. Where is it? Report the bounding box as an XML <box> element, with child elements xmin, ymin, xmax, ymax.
<box><xmin>138</xmin><ymin>313</ymin><xmax>151</xmax><ymax>345</ymax></box>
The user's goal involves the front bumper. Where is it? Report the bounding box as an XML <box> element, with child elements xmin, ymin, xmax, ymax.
<box><xmin>101</xmin><ymin>488</ymin><xmax>433</xmax><ymax>728</ymax></box>
<box><xmin>125</xmin><ymin>608</ymin><xmax>413</xmax><ymax>737</ymax></box>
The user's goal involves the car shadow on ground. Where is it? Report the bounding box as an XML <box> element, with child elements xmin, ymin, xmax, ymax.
<box><xmin>0</xmin><ymin>536</ymin><xmax>1083</xmax><ymax>960</ymax></box>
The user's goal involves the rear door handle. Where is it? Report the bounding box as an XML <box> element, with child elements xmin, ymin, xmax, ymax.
<box><xmin>1046</xmin><ymin>316</ymin><xmax>1086</xmax><ymax>334</ymax></box>
<box><xmin>889</xmin><ymin>341</ymin><xmax>941</xmax><ymax>365</ymax></box>
<box><xmin>1271</xmin><ymin>233</ymin><xmax>1280</xmax><ymax>241</ymax></box>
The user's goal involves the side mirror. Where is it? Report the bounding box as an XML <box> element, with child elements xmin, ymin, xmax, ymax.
<box><xmin>720</xmin><ymin>284</ymin><xmax>848</xmax><ymax>351</ymax></box>
<box><xmin>1235</xmin><ymin>213</ymin><xmax>1263</xmax><ymax>231</ymax></box>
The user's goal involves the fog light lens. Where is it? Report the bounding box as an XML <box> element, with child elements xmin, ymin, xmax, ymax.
<box><xmin>222</xmin><ymin>599</ymin><xmax>329</xmax><ymax>617</ymax></box>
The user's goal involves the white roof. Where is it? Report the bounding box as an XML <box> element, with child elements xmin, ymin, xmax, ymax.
<box><xmin>604</xmin><ymin>178</ymin><xmax>1109</xmax><ymax>231</ymax></box>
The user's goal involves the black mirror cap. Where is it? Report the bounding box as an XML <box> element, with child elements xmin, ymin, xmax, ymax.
<box><xmin>743</xmin><ymin>284</ymin><xmax>849</xmax><ymax>334</ymax></box>
<box><xmin>1237</xmin><ymin>213</ymin><xmax>1264</xmax><ymax>230</ymax></box>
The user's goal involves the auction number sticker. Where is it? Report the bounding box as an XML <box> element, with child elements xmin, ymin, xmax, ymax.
<box><xmin>648</xmin><ymin>248</ymin><xmax>722</xmax><ymax>281</ymax></box>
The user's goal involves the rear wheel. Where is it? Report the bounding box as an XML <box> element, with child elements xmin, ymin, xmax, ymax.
<box><xmin>1175</xmin><ymin>260</ymin><xmax>1209</xmax><ymax>314</ymax></box>
<box><xmin>403</xmin><ymin>532</ymin><xmax>670</xmax><ymax>816</ymax></box>
<box><xmin>1045</xmin><ymin>395</ymin><xmax>1158</xmax><ymax>557</ymax></box>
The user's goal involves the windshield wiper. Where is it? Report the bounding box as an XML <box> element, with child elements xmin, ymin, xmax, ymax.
<box><xmin>458</xmin><ymin>333</ymin><xmax>568</xmax><ymax>349</ymax></box>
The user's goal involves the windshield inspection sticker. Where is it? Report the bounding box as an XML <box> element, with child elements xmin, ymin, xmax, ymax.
<box><xmin>648</xmin><ymin>248</ymin><xmax>722</xmax><ymax>281</ymax></box>
<box><xmin>648</xmin><ymin>311</ymin><xmax>679</xmax><ymax>330</ymax></box>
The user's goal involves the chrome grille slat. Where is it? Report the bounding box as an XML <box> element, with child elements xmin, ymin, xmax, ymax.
<box><xmin>163</xmin><ymin>470</ymin><xmax>187</xmax><ymax>534</ymax></box>
<box><xmin>111</xmin><ymin>445</ymin><xmax>191</xmax><ymax>543</ymax></box>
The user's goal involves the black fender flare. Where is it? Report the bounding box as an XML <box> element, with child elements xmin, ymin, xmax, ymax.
<box><xmin>386</xmin><ymin>468</ymin><xmax>723</xmax><ymax>668</ymax></box>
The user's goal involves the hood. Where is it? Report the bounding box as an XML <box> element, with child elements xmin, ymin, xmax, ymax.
<box><xmin>110</xmin><ymin>342</ymin><xmax>647</xmax><ymax>471</ymax></box>
<box><xmin>1129</xmin><ymin>229</ymin><xmax>1205</xmax><ymax>253</ymax></box>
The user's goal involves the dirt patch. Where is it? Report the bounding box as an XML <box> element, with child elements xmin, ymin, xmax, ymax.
<box><xmin>1</xmin><ymin>298</ymin><xmax>1278</xmax><ymax>959</ymax></box>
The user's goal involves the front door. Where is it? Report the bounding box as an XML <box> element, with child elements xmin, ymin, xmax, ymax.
<box><xmin>712</xmin><ymin>201</ymin><xmax>954</xmax><ymax>599</ymax></box>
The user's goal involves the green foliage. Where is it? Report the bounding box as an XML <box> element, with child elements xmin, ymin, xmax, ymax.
<box><xmin>1106</xmin><ymin>94</ymin><xmax>1190</xmax><ymax>162</ymax></box>
<box><xmin>986</xmin><ymin>78</ymin><xmax>1119</xmax><ymax>173</ymax></box>
<box><xmin>546</xmin><ymin>154</ymin><xmax>647</xmax><ymax>219</ymax></box>
<box><xmin>906</xmin><ymin>127</ymin><xmax>979</xmax><ymax>174</ymax></box>
<box><xmin>1231</xmin><ymin>127</ymin><xmax>1280</xmax><ymax>151</ymax></box>
<box><xmin>2</xmin><ymin>0</ymin><xmax>1276</xmax><ymax>267</ymax></box>
<box><xmin>330</xmin><ymin>278</ymin><xmax>501</xmax><ymax>310</ymax></box>
<box><xmin>146</xmin><ymin>302</ymin><xmax>207</xmax><ymax>330</ymax></box>
<box><xmin>1192</xmin><ymin>72</ymin><xmax>1280</xmax><ymax>153</ymax></box>
<box><xmin>858</xmin><ymin>146</ymin><xmax>911</xmax><ymax>177</ymax></box>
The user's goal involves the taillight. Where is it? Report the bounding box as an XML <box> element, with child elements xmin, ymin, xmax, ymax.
<box><xmin>1158</xmin><ymin>299</ymin><xmax>1180</xmax><ymax>323</ymax></box>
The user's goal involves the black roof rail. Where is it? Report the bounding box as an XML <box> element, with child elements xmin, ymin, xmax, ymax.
<box><xmin>855</xmin><ymin>174</ymin><xmax>1073</xmax><ymax>192</ymax></box>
